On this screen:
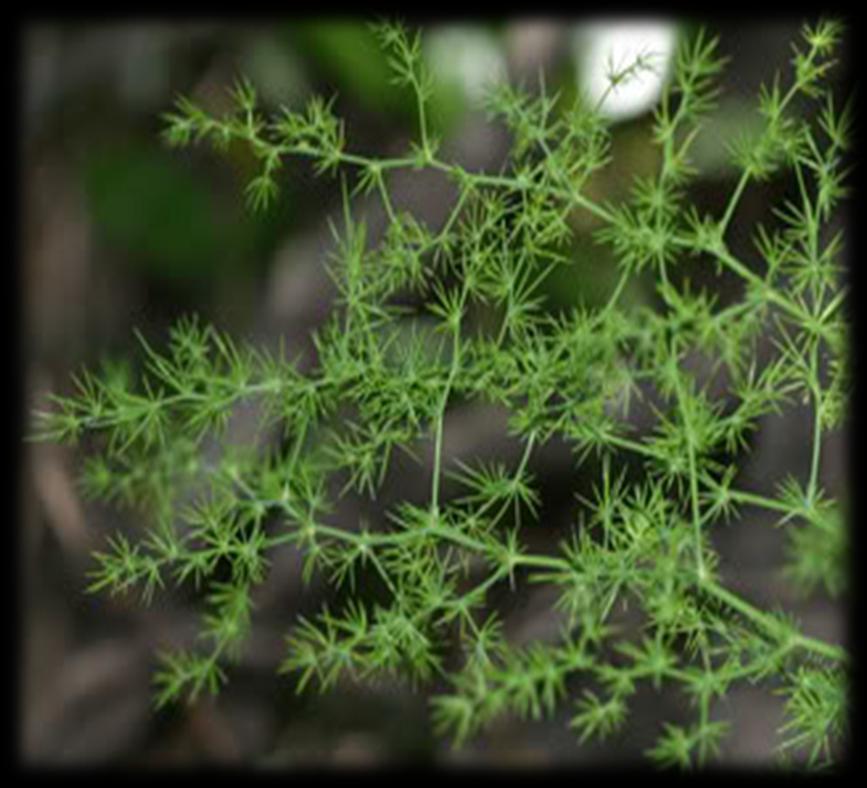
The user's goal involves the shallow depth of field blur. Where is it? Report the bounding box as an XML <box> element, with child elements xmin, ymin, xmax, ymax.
<box><xmin>20</xmin><ymin>18</ymin><xmax>849</xmax><ymax>766</ymax></box>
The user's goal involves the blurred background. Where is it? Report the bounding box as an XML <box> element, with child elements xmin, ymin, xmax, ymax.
<box><xmin>19</xmin><ymin>17</ymin><xmax>849</xmax><ymax>767</ymax></box>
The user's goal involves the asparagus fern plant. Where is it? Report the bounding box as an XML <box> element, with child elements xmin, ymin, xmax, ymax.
<box><xmin>33</xmin><ymin>18</ymin><xmax>850</xmax><ymax>767</ymax></box>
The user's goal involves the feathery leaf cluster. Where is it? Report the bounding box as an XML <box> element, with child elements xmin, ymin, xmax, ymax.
<box><xmin>33</xmin><ymin>19</ymin><xmax>850</xmax><ymax>767</ymax></box>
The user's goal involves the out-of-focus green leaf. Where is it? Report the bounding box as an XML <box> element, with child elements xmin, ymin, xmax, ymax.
<box><xmin>287</xmin><ymin>21</ymin><xmax>412</xmax><ymax>119</ymax></box>
<box><xmin>82</xmin><ymin>144</ymin><xmax>242</xmax><ymax>281</ymax></box>
<box><xmin>285</xmin><ymin>21</ymin><xmax>464</xmax><ymax>138</ymax></box>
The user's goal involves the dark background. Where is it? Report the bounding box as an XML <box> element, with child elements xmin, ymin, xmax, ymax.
<box><xmin>17</xmin><ymin>16</ymin><xmax>850</xmax><ymax>767</ymax></box>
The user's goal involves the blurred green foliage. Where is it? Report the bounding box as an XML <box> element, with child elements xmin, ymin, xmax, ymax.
<box><xmin>83</xmin><ymin>144</ymin><xmax>235</xmax><ymax>281</ymax></box>
<box><xmin>81</xmin><ymin>139</ymin><xmax>305</xmax><ymax>289</ymax></box>
<box><xmin>286</xmin><ymin>21</ymin><xmax>467</xmax><ymax>140</ymax></box>
<box><xmin>288</xmin><ymin>22</ymin><xmax>412</xmax><ymax>119</ymax></box>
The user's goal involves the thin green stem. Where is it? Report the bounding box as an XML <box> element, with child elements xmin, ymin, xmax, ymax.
<box><xmin>718</xmin><ymin>169</ymin><xmax>750</xmax><ymax>236</ymax></box>
<box><xmin>727</xmin><ymin>488</ymin><xmax>791</xmax><ymax>514</ymax></box>
<box><xmin>431</xmin><ymin>410</ymin><xmax>447</xmax><ymax>516</ymax></box>
<box><xmin>604</xmin><ymin>433</ymin><xmax>664</xmax><ymax>461</ymax></box>
<box><xmin>375</xmin><ymin>169</ymin><xmax>398</xmax><ymax>225</ymax></box>
<box><xmin>667</xmin><ymin>323</ymin><xmax>705</xmax><ymax>580</ymax></box>
<box><xmin>688</xmin><ymin>443</ymin><xmax>705</xmax><ymax>580</ymax></box>
<box><xmin>431</xmin><ymin>285</ymin><xmax>470</xmax><ymax>515</ymax></box>
<box><xmin>699</xmin><ymin>578</ymin><xmax>845</xmax><ymax>663</ymax></box>
<box><xmin>807</xmin><ymin>342</ymin><xmax>823</xmax><ymax>504</ymax></box>
<box><xmin>596</xmin><ymin>269</ymin><xmax>630</xmax><ymax>321</ymax></box>
<box><xmin>412</xmin><ymin>77</ymin><xmax>430</xmax><ymax>159</ymax></box>
<box><xmin>710</xmin><ymin>247</ymin><xmax>810</xmax><ymax>324</ymax></box>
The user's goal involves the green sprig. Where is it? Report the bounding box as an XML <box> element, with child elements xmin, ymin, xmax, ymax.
<box><xmin>32</xmin><ymin>17</ymin><xmax>850</xmax><ymax>769</ymax></box>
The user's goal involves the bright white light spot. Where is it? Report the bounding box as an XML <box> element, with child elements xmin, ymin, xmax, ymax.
<box><xmin>425</xmin><ymin>26</ymin><xmax>507</xmax><ymax>104</ymax></box>
<box><xmin>575</xmin><ymin>20</ymin><xmax>677</xmax><ymax>122</ymax></box>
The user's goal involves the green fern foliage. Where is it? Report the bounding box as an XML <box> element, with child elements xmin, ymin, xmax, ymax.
<box><xmin>33</xmin><ymin>18</ymin><xmax>850</xmax><ymax>768</ymax></box>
